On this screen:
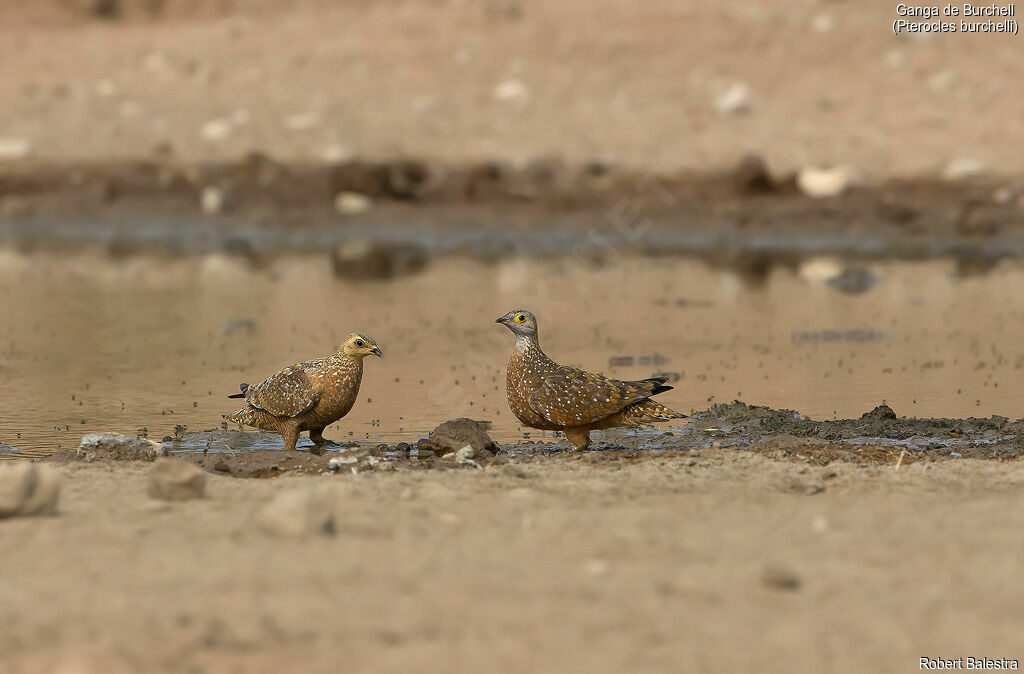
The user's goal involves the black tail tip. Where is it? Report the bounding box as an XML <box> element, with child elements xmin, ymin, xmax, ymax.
<box><xmin>227</xmin><ymin>383</ymin><xmax>249</xmax><ymax>399</ymax></box>
<box><xmin>651</xmin><ymin>385</ymin><xmax>674</xmax><ymax>395</ymax></box>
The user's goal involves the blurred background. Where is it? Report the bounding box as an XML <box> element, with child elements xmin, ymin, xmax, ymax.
<box><xmin>3</xmin><ymin>0</ymin><xmax>1024</xmax><ymax>450</ymax></box>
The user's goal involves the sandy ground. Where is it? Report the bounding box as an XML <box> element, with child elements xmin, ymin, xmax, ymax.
<box><xmin>1</xmin><ymin>0</ymin><xmax>1022</xmax><ymax>177</ymax></box>
<box><xmin>1</xmin><ymin>451</ymin><xmax>1023</xmax><ymax>673</ymax></box>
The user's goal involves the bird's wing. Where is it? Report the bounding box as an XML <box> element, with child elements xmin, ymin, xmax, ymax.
<box><xmin>527</xmin><ymin>366</ymin><xmax>653</xmax><ymax>426</ymax></box>
<box><xmin>244</xmin><ymin>362</ymin><xmax>320</xmax><ymax>417</ymax></box>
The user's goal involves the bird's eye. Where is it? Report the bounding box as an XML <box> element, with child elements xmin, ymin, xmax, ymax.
<box><xmin>514</xmin><ymin>314</ymin><xmax>527</xmax><ymax>323</ymax></box>
<box><xmin>355</xmin><ymin>339</ymin><xmax>364</xmax><ymax>347</ymax></box>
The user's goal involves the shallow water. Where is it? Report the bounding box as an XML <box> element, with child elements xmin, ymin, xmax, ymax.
<box><xmin>2</xmin><ymin>248</ymin><xmax>1023</xmax><ymax>453</ymax></box>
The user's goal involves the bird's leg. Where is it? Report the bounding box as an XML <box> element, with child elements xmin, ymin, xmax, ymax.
<box><xmin>564</xmin><ymin>427</ymin><xmax>591</xmax><ymax>452</ymax></box>
<box><xmin>281</xmin><ymin>426</ymin><xmax>300</xmax><ymax>452</ymax></box>
<box><xmin>307</xmin><ymin>427</ymin><xmax>328</xmax><ymax>456</ymax></box>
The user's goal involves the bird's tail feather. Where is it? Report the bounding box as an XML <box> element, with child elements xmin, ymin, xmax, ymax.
<box><xmin>227</xmin><ymin>383</ymin><xmax>249</xmax><ymax>399</ymax></box>
<box><xmin>623</xmin><ymin>399</ymin><xmax>688</xmax><ymax>423</ymax></box>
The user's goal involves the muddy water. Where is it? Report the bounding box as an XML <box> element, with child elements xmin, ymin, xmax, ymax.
<box><xmin>2</xmin><ymin>248</ymin><xmax>1023</xmax><ymax>453</ymax></box>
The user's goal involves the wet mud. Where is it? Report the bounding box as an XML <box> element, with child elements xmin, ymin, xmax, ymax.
<box><xmin>37</xmin><ymin>401</ymin><xmax>1021</xmax><ymax>478</ymax></box>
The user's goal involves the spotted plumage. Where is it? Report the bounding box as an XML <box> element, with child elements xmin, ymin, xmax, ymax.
<box><xmin>496</xmin><ymin>309</ymin><xmax>686</xmax><ymax>451</ymax></box>
<box><xmin>223</xmin><ymin>333</ymin><xmax>382</xmax><ymax>451</ymax></box>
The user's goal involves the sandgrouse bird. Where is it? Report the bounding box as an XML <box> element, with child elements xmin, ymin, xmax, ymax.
<box><xmin>223</xmin><ymin>333</ymin><xmax>382</xmax><ymax>451</ymax></box>
<box><xmin>497</xmin><ymin>309</ymin><xmax>686</xmax><ymax>451</ymax></box>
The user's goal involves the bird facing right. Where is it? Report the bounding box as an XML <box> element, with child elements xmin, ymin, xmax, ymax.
<box><xmin>496</xmin><ymin>309</ymin><xmax>687</xmax><ymax>451</ymax></box>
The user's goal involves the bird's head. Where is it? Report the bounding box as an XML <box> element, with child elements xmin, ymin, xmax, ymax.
<box><xmin>340</xmin><ymin>333</ymin><xmax>383</xmax><ymax>359</ymax></box>
<box><xmin>495</xmin><ymin>309</ymin><xmax>538</xmax><ymax>338</ymax></box>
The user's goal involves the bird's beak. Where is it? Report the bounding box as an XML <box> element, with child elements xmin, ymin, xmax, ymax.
<box><xmin>371</xmin><ymin>346</ymin><xmax>383</xmax><ymax>358</ymax></box>
<box><xmin>495</xmin><ymin>315</ymin><xmax>509</xmax><ymax>325</ymax></box>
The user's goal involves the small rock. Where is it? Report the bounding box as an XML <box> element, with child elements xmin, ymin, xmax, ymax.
<box><xmin>147</xmin><ymin>458</ymin><xmax>206</xmax><ymax>501</ymax></box>
<box><xmin>428</xmin><ymin>418</ymin><xmax>498</xmax><ymax>456</ymax></box>
<box><xmin>78</xmin><ymin>433</ymin><xmax>168</xmax><ymax>462</ymax></box>
<box><xmin>255</xmin><ymin>488</ymin><xmax>336</xmax><ymax>538</ymax></box>
<box><xmin>327</xmin><ymin>455</ymin><xmax>358</xmax><ymax>471</ymax></box>
<box><xmin>927</xmin><ymin>69</ymin><xmax>958</xmax><ymax>93</ymax></box>
<box><xmin>0</xmin><ymin>463</ymin><xmax>59</xmax><ymax>518</ymax></box>
<box><xmin>333</xmin><ymin>191</ymin><xmax>372</xmax><ymax>215</ymax></box>
<box><xmin>330</xmin><ymin>240</ymin><xmax>428</xmax><ymax>280</ymax></box>
<box><xmin>200</xmin><ymin>185</ymin><xmax>227</xmax><ymax>215</ymax></box>
<box><xmin>811</xmin><ymin>13</ymin><xmax>834</xmax><ymax>32</ymax></box>
<box><xmin>200</xmin><ymin>118</ymin><xmax>233</xmax><ymax>142</ymax></box>
<box><xmin>825</xmin><ymin>267</ymin><xmax>879</xmax><ymax>294</ymax></box>
<box><xmin>454</xmin><ymin>445</ymin><xmax>482</xmax><ymax>469</ymax></box>
<box><xmin>714</xmin><ymin>83</ymin><xmax>751</xmax><ymax>115</ymax></box>
<box><xmin>385</xmin><ymin>160</ymin><xmax>434</xmax><ymax>200</ymax></box>
<box><xmin>733</xmin><ymin>155</ymin><xmax>776</xmax><ymax>194</ymax></box>
<box><xmin>762</xmin><ymin>563</ymin><xmax>801</xmax><ymax>591</ymax></box>
<box><xmin>493</xmin><ymin>79</ymin><xmax>530</xmax><ymax>105</ymax></box>
<box><xmin>0</xmin><ymin>138</ymin><xmax>31</xmax><ymax>161</ymax></box>
<box><xmin>944</xmin><ymin>158</ymin><xmax>985</xmax><ymax>180</ymax></box>
<box><xmin>797</xmin><ymin>166</ymin><xmax>858</xmax><ymax>198</ymax></box>
<box><xmin>861</xmin><ymin>403</ymin><xmax>897</xmax><ymax>420</ymax></box>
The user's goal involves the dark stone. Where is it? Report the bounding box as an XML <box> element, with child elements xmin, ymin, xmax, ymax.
<box><xmin>861</xmin><ymin>404</ymin><xmax>898</xmax><ymax>421</ymax></box>
<box><xmin>427</xmin><ymin>418</ymin><xmax>498</xmax><ymax>456</ymax></box>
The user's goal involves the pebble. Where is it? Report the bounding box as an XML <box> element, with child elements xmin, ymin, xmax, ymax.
<box><xmin>78</xmin><ymin>433</ymin><xmax>168</xmax><ymax>462</ymax></box>
<box><xmin>944</xmin><ymin>158</ymin><xmax>985</xmax><ymax>180</ymax></box>
<box><xmin>428</xmin><ymin>418</ymin><xmax>498</xmax><ymax>455</ymax></box>
<box><xmin>200</xmin><ymin>118</ymin><xmax>233</xmax><ymax>142</ymax></box>
<box><xmin>714</xmin><ymin>82</ymin><xmax>751</xmax><ymax>115</ymax></box>
<box><xmin>796</xmin><ymin>166</ymin><xmax>858</xmax><ymax>198</ymax></box>
<box><xmin>147</xmin><ymin>458</ymin><xmax>206</xmax><ymax>501</ymax></box>
<box><xmin>200</xmin><ymin>185</ymin><xmax>227</xmax><ymax>215</ymax></box>
<box><xmin>761</xmin><ymin>562</ymin><xmax>801</xmax><ymax>591</ymax></box>
<box><xmin>455</xmin><ymin>445</ymin><xmax>482</xmax><ymax>469</ymax></box>
<box><xmin>493</xmin><ymin>79</ymin><xmax>530</xmax><ymax>105</ymax></box>
<box><xmin>255</xmin><ymin>488</ymin><xmax>336</xmax><ymax>538</ymax></box>
<box><xmin>0</xmin><ymin>463</ymin><xmax>60</xmax><ymax>518</ymax></box>
<box><xmin>334</xmin><ymin>191</ymin><xmax>372</xmax><ymax>215</ymax></box>
<box><xmin>0</xmin><ymin>138</ymin><xmax>32</xmax><ymax>161</ymax></box>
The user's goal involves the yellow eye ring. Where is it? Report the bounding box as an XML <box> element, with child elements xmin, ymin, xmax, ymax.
<box><xmin>514</xmin><ymin>314</ymin><xmax>527</xmax><ymax>323</ymax></box>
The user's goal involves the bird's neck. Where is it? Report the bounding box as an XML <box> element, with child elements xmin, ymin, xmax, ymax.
<box><xmin>513</xmin><ymin>334</ymin><xmax>540</xmax><ymax>355</ymax></box>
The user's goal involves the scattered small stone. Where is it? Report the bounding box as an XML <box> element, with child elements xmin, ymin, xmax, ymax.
<box><xmin>78</xmin><ymin>433</ymin><xmax>168</xmax><ymax>462</ymax></box>
<box><xmin>428</xmin><ymin>418</ymin><xmax>498</xmax><ymax>456</ymax></box>
<box><xmin>327</xmin><ymin>456</ymin><xmax>358</xmax><ymax>471</ymax></box>
<box><xmin>147</xmin><ymin>458</ymin><xmax>206</xmax><ymax>501</ymax></box>
<box><xmin>333</xmin><ymin>191</ymin><xmax>372</xmax><ymax>215</ymax></box>
<box><xmin>454</xmin><ymin>445</ymin><xmax>482</xmax><ymax>469</ymax></box>
<box><xmin>797</xmin><ymin>166</ymin><xmax>858</xmax><ymax>198</ymax></box>
<box><xmin>200</xmin><ymin>186</ymin><xmax>228</xmax><ymax>215</ymax></box>
<box><xmin>861</xmin><ymin>403</ymin><xmax>897</xmax><ymax>420</ymax></box>
<box><xmin>0</xmin><ymin>138</ymin><xmax>32</xmax><ymax>161</ymax></box>
<box><xmin>714</xmin><ymin>82</ymin><xmax>751</xmax><ymax>115</ymax></box>
<box><xmin>761</xmin><ymin>562</ymin><xmax>801</xmax><ymax>591</ymax></box>
<box><xmin>944</xmin><ymin>158</ymin><xmax>985</xmax><ymax>180</ymax></box>
<box><xmin>733</xmin><ymin>155</ymin><xmax>776</xmax><ymax>194</ymax></box>
<box><xmin>0</xmin><ymin>463</ymin><xmax>60</xmax><ymax>518</ymax></box>
<box><xmin>200</xmin><ymin>118</ymin><xmax>233</xmax><ymax>142</ymax></box>
<box><xmin>255</xmin><ymin>488</ymin><xmax>336</xmax><ymax>538</ymax></box>
<box><xmin>811</xmin><ymin>13</ymin><xmax>834</xmax><ymax>32</ymax></box>
<box><xmin>492</xmin><ymin>79</ymin><xmax>530</xmax><ymax>105</ymax></box>
<box><xmin>825</xmin><ymin>267</ymin><xmax>879</xmax><ymax>294</ymax></box>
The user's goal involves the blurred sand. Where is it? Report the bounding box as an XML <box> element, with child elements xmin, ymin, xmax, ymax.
<box><xmin>1</xmin><ymin>0</ymin><xmax>1021</xmax><ymax>176</ymax></box>
<box><xmin>1</xmin><ymin>454</ymin><xmax>1023</xmax><ymax>673</ymax></box>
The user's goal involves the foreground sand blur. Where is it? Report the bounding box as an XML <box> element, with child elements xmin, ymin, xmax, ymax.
<box><xmin>1</xmin><ymin>452</ymin><xmax>1022</xmax><ymax>673</ymax></box>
